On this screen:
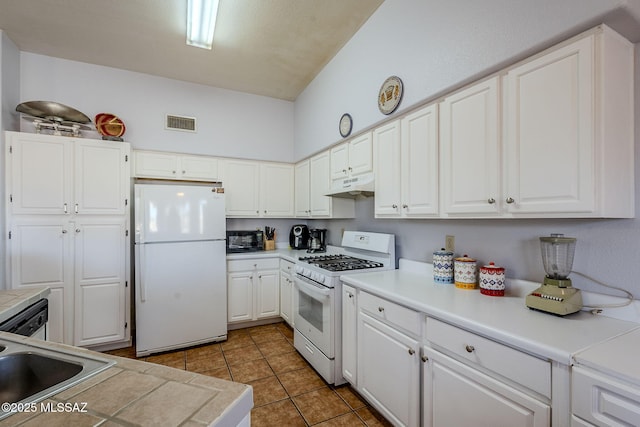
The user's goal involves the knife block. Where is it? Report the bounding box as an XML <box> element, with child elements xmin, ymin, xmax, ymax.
<box><xmin>264</xmin><ymin>240</ymin><xmax>275</xmax><ymax>251</ymax></box>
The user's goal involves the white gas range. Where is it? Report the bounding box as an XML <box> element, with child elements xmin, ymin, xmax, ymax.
<box><xmin>293</xmin><ymin>231</ymin><xmax>396</xmax><ymax>385</ymax></box>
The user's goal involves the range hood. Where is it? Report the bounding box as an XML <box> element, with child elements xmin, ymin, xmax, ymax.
<box><xmin>325</xmin><ymin>172</ymin><xmax>374</xmax><ymax>198</ymax></box>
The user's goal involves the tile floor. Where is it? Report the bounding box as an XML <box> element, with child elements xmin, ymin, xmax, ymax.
<box><xmin>105</xmin><ymin>322</ymin><xmax>392</xmax><ymax>426</ymax></box>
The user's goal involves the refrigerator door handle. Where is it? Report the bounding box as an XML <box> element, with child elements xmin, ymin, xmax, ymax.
<box><xmin>135</xmin><ymin>244</ymin><xmax>147</xmax><ymax>302</ymax></box>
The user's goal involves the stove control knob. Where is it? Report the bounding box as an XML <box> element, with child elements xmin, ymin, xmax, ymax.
<box><xmin>303</xmin><ymin>268</ymin><xmax>311</xmax><ymax>277</ymax></box>
<box><xmin>295</xmin><ymin>265</ymin><xmax>304</xmax><ymax>274</ymax></box>
<box><xmin>316</xmin><ymin>275</ymin><xmax>325</xmax><ymax>284</ymax></box>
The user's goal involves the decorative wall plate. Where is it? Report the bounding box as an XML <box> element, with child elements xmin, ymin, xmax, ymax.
<box><xmin>377</xmin><ymin>76</ymin><xmax>403</xmax><ymax>115</ymax></box>
<box><xmin>339</xmin><ymin>113</ymin><xmax>353</xmax><ymax>138</ymax></box>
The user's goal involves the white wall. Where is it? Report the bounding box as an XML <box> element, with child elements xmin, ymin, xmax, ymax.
<box><xmin>301</xmin><ymin>0</ymin><xmax>640</xmax><ymax>300</ymax></box>
<box><xmin>294</xmin><ymin>0</ymin><xmax>627</xmax><ymax>160</ymax></box>
<box><xmin>0</xmin><ymin>31</ymin><xmax>20</xmax><ymax>290</ymax></box>
<box><xmin>19</xmin><ymin>53</ymin><xmax>295</xmax><ymax>162</ymax></box>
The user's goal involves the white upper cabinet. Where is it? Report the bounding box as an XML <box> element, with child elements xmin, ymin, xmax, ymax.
<box><xmin>440</xmin><ymin>77</ymin><xmax>501</xmax><ymax>216</ymax></box>
<box><xmin>8</xmin><ymin>132</ymin><xmax>130</xmax><ymax>215</ymax></box>
<box><xmin>330</xmin><ymin>132</ymin><xmax>373</xmax><ymax>181</ymax></box>
<box><xmin>503</xmin><ymin>25</ymin><xmax>634</xmax><ymax>218</ymax></box>
<box><xmin>374</xmin><ymin>104</ymin><xmax>439</xmax><ymax>218</ymax></box>
<box><xmin>222</xmin><ymin>159</ymin><xmax>261</xmax><ymax>216</ymax></box>
<box><xmin>295</xmin><ymin>151</ymin><xmax>354</xmax><ymax>218</ymax></box>
<box><xmin>133</xmin><ymin>150</ymin><xmax>219</xmax><ymax>182</ymax></box>
<box><xmin>259</xmin><ymin>162</ymin><xmax>294</xmax><ymax>217</ymax></box>
<box><xmin>294</xmin><ymin>159</ymin><xmax>311</xmax><ymax>217</ymax></box>
<box><xmin>223</xmin><ymin>159</ymin><xmax>294</xmax><ymax>217</ymax></box>
<box><xmin>373</xmin><ymin>120</ymin><xmax>402</xmax><ymax>217</ymax></box>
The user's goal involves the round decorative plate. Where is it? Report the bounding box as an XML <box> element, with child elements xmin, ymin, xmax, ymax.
<box><xmin>377</xmin><ymin>76</ymin><xmax>403</xmax><ymax>115</ymax></box>
<box><xmin>339</xmin><ymin>113</ymin><xmax>353</xmax><ymax>138</ymax></box>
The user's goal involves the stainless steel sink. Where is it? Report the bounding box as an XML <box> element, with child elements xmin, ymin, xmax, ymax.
<box><xmin>0</xmin><ymin>335</ymin><xmax>115</xmax><ymax>420</ymax></box>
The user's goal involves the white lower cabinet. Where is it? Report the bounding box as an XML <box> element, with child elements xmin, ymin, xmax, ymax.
<box><xmin>423</xmin><ymin>346</ymin><xmax>550</xmax><ymax>427</ymax></box>
<box><xmin>424</xmin><ymin>317</ymin><xmax>550</xmax><ymax>427</ymax></box>
<box><xmin>227</xmin><ymin>258</ymin><xmax>280</xmax><ymax>323</ymax></box>
<box><xmin>341</xmin><ymin>284</ymin><xmax>357</xmax><ymax>386</ymax></box>
<box><xmin>572</xmin><ymin>366</ymin><xmax>640</xmax><ymax>427</ymax></box>
<box><xmin>9</xmin><ymin>216</ymin><xmax>129</xmax><ymax>346</ymax></box>
<box><xmin>279</xmin><ymin>259</ymin><xmax>295</xmax><ymax>327</ymax></box>
<box><xmin>356</xmin><ymin>291</ymin><xmax>421</xmax><ymax>427</ymax></box>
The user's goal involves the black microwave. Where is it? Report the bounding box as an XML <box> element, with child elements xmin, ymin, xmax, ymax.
<box><xmin>226</xmin><ymin>230</ymin><xmax>264</xmax><ymax>253</ymax></box>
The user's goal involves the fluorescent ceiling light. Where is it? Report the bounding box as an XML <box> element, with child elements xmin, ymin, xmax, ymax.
<box><xmin>187</xmin><ymin>0</ymin><xmax>220</xmax><ymax>49</ymax></box>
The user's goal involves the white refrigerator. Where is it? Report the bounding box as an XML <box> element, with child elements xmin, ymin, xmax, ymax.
<box><xmin>134</xmin><ymin>183</ymin><xmax>227</xmax><ymax>356</ymax></box>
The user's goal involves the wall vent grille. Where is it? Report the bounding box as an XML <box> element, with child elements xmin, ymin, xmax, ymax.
<box><xmin>166</xmin><ymin>115</ymin><xmax>197</xmax><ymax>132</ymax></box>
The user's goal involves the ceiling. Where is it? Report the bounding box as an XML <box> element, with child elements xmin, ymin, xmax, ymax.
<box><xmin>0</xmin><ymin>0</ymin><xmax>384</xmax><ymax>101</ymax></box>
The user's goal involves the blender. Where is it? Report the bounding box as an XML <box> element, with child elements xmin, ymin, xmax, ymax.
<box><xmin>525</xmin><ymin>234</ymin><xmax>583</xmax><ymax>316</ymax></box>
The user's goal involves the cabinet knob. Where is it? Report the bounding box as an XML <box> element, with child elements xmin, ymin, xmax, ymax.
<box><xmin>487</xmin><ymin>198</ymin><xmax>496</xmax><ymax>204</ymax></box>
<box><xmin>256</xmin><ymin>210</ymin><xmax>259</xmax><ymax>214</ymax></box>
<box><xmin>75</xmin><ymin>203</ymin><xmax>79</xmax><ymax>214</ymax></box>
<box><xmin>182</xmin><ymin>170</ymin><xmax>186</xmax><ymax>174</ymax></box>
<box><xmin>506</xmin><ymin>197</ymin><xmax>515</xmax><ymax>204</ymax></box>
<box><xmin>63</xmin><ymin>203</ymin><xmax>68</xmax><ymax>214</ymax></box>
<box><xmin>348</xmin><ymin>292</ymin><xmax>353</xmax><ymax>298</ymax></box>
<box><xmin>258</xmin><ymin>275</ymin><xmax>262</xmax><ymax>279</ymax></box>
<box><xmin>264</xmin><ymin>210</ymin><xmax>267</xmax><ymax>214</ymax></box>
<box><xmin>62</xmin><ymin>229</ymin><xmax>68</xmax><ymax>234</ymax></box>
<box><xmin>342</xmin><ymin>169</ymin><xmax>347</xmax><ymax>173</ymax></box>
<box><xmin>378</xmin><ymin>306</ymin><xmax>384</xmax><ymax>312</ymax></box>
<box><xmin>254</xmin><ymin>264</ymin><xmax>257</xmax><ymax>267</ymax></box>
<box><xmin>408</xmin><ymin>348</ymin><xmax>415</xmax><ymax>355</ymax></box>
<box><xmin>421</xmin><ymin>355</ymin><xmax>428</xmax><ymax>362</ymax></box>
<box><xmin>402</xmin><ymin>204</ymin><xmax>408</xmax><ymax>209</ymax></box>
<box><xmin>75</xmin><ymin>229</ymin><xmax>81</xmax><ymax>233</ymax></box>
<box><xmin>465</xmin><ymin>345</ymin><xmax>475</xmax><ymax>353</ymax></box>
<box><xmin>392</xmin><ymin>204</ymin><xmax>398</xmax><ymax>209</ymax></box>
<box><xmin>348</xmin><ymin>167</ymin><xmax>353</xmax><ymax>171</ymax></box>
<box><xmin>172</xmin><ymin>170</ymin><xmax>176</xmax><ymax>174</ymax></box>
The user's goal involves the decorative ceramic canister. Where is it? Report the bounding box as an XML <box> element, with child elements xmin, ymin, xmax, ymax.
<box><xmin>454</xmin><ymin>255</ymin><xmax>477</xmax><ymax>289</ymax></box>
<box><xmin>433</xmin><ymin>248</ymin><xmax>454</xmax><ymax>284</ymax></box>
<box><xmin>479</xmin><ymin>262</ymin><xmax>506</xmax><ymax>296</ymax></box>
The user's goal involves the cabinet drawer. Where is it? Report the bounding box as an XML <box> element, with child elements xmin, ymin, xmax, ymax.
<box><xmin>227</xmin><ymin>258</ymin><xmax>279</xmax><ymax>272</ymax></box>
<box><xmin>572</xmin><ymin>366</ymin><xmax>640</xmax><ymax>427</ymax></box>
<box><xmin>426</xmin><ymin>317</ymin><xmax>551</xmax><ymax>398</ymax></box>
<box><xmin>359</xmin><ymin>291</ymin><xmax>421</xmax><ymax>336</ymax></box>
<box><xmin>280</xmin><ymin>259</ymin><xmax>295</xmax><ymax>274</ymax></box>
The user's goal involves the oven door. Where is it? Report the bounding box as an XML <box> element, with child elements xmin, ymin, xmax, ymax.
<box><xmin>293</xmin><ymin>275</ymin><xmax>334</xmax><ymax>358</ymax></box>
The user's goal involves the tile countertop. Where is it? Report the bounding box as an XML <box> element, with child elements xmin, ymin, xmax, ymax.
<box><xmin>0</xmin><ymin>331</ymin><xmax>252</xmax><ymax>427</ymax></box>
<box><xmin>340</xmin><ymin>262</ymin><xmax>640</xmax><ymax>366</ymax></box>
<box><xmin>0</xmin><ymin>287</ymin><xmax>51</xmax><ymax>323</ymax></box>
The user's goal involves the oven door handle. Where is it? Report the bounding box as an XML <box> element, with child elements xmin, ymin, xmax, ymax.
<box><xmin>294</xmin><ymin>277</ymin><xmax>331</xmax><ymax>299</ymax></box>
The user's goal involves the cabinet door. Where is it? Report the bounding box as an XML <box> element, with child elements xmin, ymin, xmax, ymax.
<box><xmin>401</xmin><ymin>104</ymin><xmax>439</xmax><ymax>217</ymax></box>
<box><xmin>349</xmin><ymin>132</ymin><xmax>373</xmax><ymax>176</ymax></box>
<box><xmin>227</xmin><ymin>271</ymin><xmax>253</xmax><ymax>322</ymax></box>
<box><xmin>133</xmin><ymin>151</ymin><xmax>179</xmax><ymax>179</ymax></box>
<box><xmin>255</xmin><ymin>269</ymin><xmax>280</xmax><ymax>319</ymax></box>
<box><xmin>75</xmin><ymin>140</ymin><xmax>130</xmax><ymax>215</ymax></box>
<box><xmin>260</xmin><ymin>163</ymin><xmax>294</xmax><ymax>217</ymax></box>
<box><xmin>342</xmin><ymin>284</ymin><xmax>357</xmax><ymax>386</ymax></box>
<box><xmin>8</xmin><ymin>133</ymin><xmax>72</xmax><ymax>215</ymax></box>
<box><xmin>223</xmin><ymin>159</ymin><xmax>261</xmax><ymax>216</ymax></box>
<box><xmin>423</xmin><ymin>346</ymin><xmax>550</xmax><ymax>427</ymax></box>
<box><xmin>9</xmin><ymin>218</ymin><xmax>73</xmax><ymax>344</ymax></box>
<box><xmin>179</xmin><ymin>155</ymin><xmax>219</xmax><ymax>181</ymax></box>
<box><xmin>373</xmin><ymin>121</ymin><xmax>402</xmax><ymax>217</ymax></box>
<box><xmin>330</xmin><ymin>142</ymin><xmax>350</xmax><ymax>181</ymax></box>
<box><xmin>441</xmin><ymin>77</ymin><xmax>500</xmax><ymax>215</ymax></box>
<box><xmin>294</xmin><ymin>160</ymin><xmax>311</xmax><ymax>217</ymax></box>
<box><xmin>505</xmin><ymin>35</ymin><xmax>594</xmax><ymax>214</ymax></box>
<box><xmin>309</xmin><ymin>151</ymin><xmax>332</xmax><ymax>217</ymax></box>
<box><xmin>358</xmin><ymin>312</ymin><xmax>420</xmax><ymax>427</ymax></box>
<box><xmin>279</xmin><ymin>272</ymin><xmax>293</xmax><ymax>326</ymax></box>
<box><xmin>74</xmin><ymin>218</ymin><xmax>127</xmax><ymax>346</ymax></box>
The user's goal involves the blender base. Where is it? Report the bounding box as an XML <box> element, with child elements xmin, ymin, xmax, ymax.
<box><xmin>525</xmin><ymin>283</ymin><xmax>583</xmax><ymax>316</ymax></box>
